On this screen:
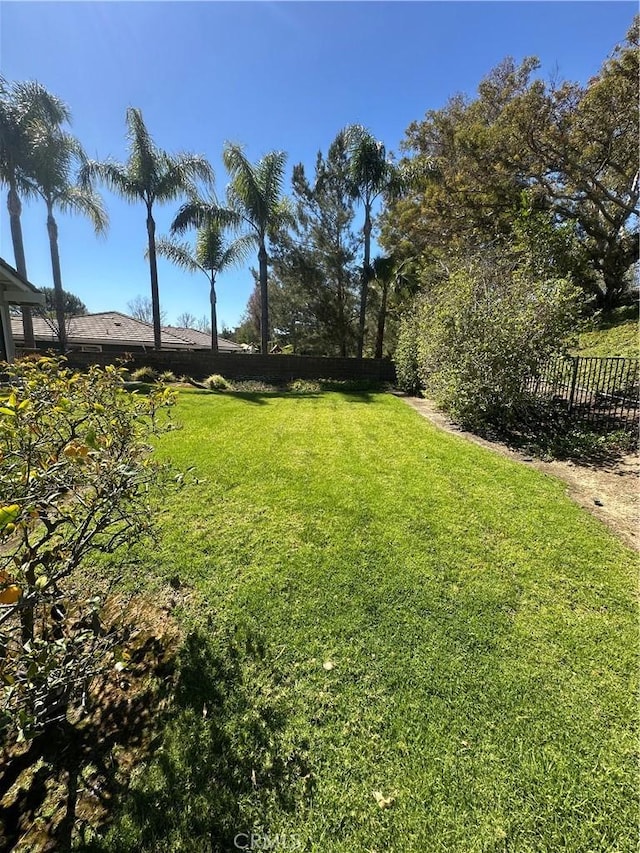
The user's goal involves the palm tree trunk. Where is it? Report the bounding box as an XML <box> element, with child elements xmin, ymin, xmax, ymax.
<box><xmin>146</xmin><ymin>205</ymin><xmax>162</xmax><ymax>351</ymax></box>
<box><xmin>46</xmin><ymin>203</ymin><xmax>66</xmax><ymax>353</ymax></box>
<box><xmin>209</xmin><ymin>275</ymin><xmax>219</xmax><ymax>355</ymax></box>
<box><xmin>7</xmin><ymin>183</ymin><xmax>35</xmax><ymax>349</ymax></box>
<box><xmin>357</xmin><ymin>204</ymin><xmax>372</xmax><ymax>359</ymax></box>
<box><xmin>258</xmin><ymin>241</ymin><xmax>269</xmax><ymax>355</ymax></box>
<box><xmin>374</xmin><ymin>279</ymin><xmax>389</xmax><ymax>359</ymax></box>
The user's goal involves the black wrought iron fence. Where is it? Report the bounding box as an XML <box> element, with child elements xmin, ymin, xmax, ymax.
<box><xmin>523</xmin><ymin>356</ymin><xmax>639</xmax><ymax>430</ymax></box>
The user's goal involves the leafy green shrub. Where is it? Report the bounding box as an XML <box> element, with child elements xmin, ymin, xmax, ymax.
<box><xmin>404</xmin><ymin>255</ymin><xmax>582</xmax><ymax>429</ymax></box>
<box><xmin>204</xmin><ymin>373</ymin><xmax>232</xmax><ymax>391</ymax></box>
<box><xmin>0</xmin><ymin>357</ymin><xmax>176</xmax><ymax>741</ymax></box>
<box><xmin>393</xmin><ymin>310</ymin><xmax>423</xmax><ymax>394</ymax></box>
<box><xmin>544</xmin><ymin>424</ymin><xmax>637</xmax><ymax>462</ymax></box>
<box><xmin>159</xmin><ymin>370</ymin><xmax>177</xmax><ymax>384</ymax></box>
<box><xmin>131</xmin><ymin>365</ymin><xmax>159</xmax><ymax>383</ymax></box>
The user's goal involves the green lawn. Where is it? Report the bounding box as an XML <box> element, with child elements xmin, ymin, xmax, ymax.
<box><xmin>575</xmin><ymin>306</ymin><xmax>638</xmax><ymax>358</ymax></box>
<box><xmin>91</xmin><ymin>389</ymin><xmax>637</xmax><ymax>853</ymax></box>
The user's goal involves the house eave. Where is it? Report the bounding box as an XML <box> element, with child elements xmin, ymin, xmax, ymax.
<box><xmin>0</xmin><ymin>259</ymin><xmax>45</xmax><ymax>306</ymax></box>
<box><xmin>2</xmin><ymin>287</ymin><xmax>45</xmax><ymax>306</ymax></box>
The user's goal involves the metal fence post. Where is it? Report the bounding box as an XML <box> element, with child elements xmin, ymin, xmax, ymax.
<box><xmin>568</xmin><ymin>357</ymin><xmax>579</xmax><ymax>415</ymax></box>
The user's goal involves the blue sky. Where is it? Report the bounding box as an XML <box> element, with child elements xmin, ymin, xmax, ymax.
<box><xmin>1</xmin><ymin>1</ymin><xmax>636</xmax><ymax>329</ymax></box>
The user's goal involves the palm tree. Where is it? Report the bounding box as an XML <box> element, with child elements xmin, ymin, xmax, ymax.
<box><xmin>0</xmin><ymin>77</ymin><xmax>70</xmax><ymax>347</ymax></box>
<box><xmin>342</xmin><ymin>125</ymin><xmax>401</xmax><ymax>358</ymax></box>
<box><xmin>371</xmin><ymin>255</ymin><xmax>415</xmax><ymax>359</ymax></box>
<box><xmin>81</xmin><ymin>108</ymin><xmax>213</xmax><ymax>350</ymax></box>
<box><xmin>174</xmin><ymin>144</ymin><xmax>291</xmax><ymax>354</ymax></box>
<box><xmin>29</xmin><ymin>123</ymin><xmax>107</xmax><ymax>352</ymax></box>
<box><xmin>155</xmin><ymin>220</ymin><xmax>252</xmax><ymax>353</ymax></box>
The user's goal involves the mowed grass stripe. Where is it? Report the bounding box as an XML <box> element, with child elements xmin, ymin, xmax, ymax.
<box><xmin>130</xmin><ymin>390</ymin><xmax>636</xmax><ymax>852</ymax></box>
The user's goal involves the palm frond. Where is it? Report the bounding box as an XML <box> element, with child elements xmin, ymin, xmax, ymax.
<box><xmin>81</xmin><ymin>110</ymin><xmax>213</xmax><ymax>220</ymax></box>
<box><xmin>223</xmin><ymin>143</ymin><xmax>265</xmax><ymax>231</ymax></box>
<box><xmin>258</xmin><ymin>150</ymin><xmax>288</xmax><ymax>224</ymax></box>
<box><xmin>195</xmin><ymin>225</ymin><xmax>224</xmax><ymax>270</ymax></box>
<box><xmin>155</xmin><ymin>237</ymin><xmax>206</xmax><ymax>275</ymax></box>
<box><xmin>171</xmin><ymin>198</ymin><xmax>243</xmax><ymax>234</ymax></box>
<box><xmin>194</xmin><ymin>222</ymin><xmax>256</xmax><ymax>274</ymax></box>
<box><xmin>12</xmin><ymin>80</ymin><xmax>70</xmax><ymax>127</ymax></box>
<box><xmin>171</xmin><ymin>199</ymin><xmax>209</xmax><ymax>232</ymax></box>
<box><xmin>80</xmin><ymin>159</ymin><xmax>142</xmax><ymax>203</ymax></box>
<box><xmin>125</xmin><ymin>107</ymin><xmax>159</xmax><ymax>194</ymax></box>
<box><xmin>223</xmin><ymin>143</ymin><xmax>289</xmax><ymax>237</ymax></box>
<box><xmin>154</xmin><ymin>153</ymin><xmax>214</xmax><ymax>203</ymax></box>
<box><xmin>212</xmin><ymin>204</ymin><xmax>250</xmax><ymax>232</ymax></box>
<box><xmin>219</xmin><ymin>232</ymin><xmax>256</xmax><ymax>269</ymax></box>
<box><xmin>27</xmin><ymin>123</ymin><xmax>84</xmax><ymax>197</ymax></box>
<box><xmin>11</xmin><ymin>172</ymin><xmax>39</xmax><ymax>200</ymax></box>
<box><xmin>274</xmin><ymin>195</ymin><xmax>295</xmax><ymax>228</ymax></box>
<box><xmin>371</xmin><ymin>254</ymin><xmax>397</xmax><ymax>282</ymax></box>
<box><xmin>341</xmin><ymin>123</ymin><xmax>397</xmax><ymax>204</ymax></box>
<box><xmin>55</xmin><ymin>184</ymin><xmax>109</xmax><ymax>235</ymax></box>
<box><xmin>0</xmin><ymin>78</ymin><xmax>71</xmax><ymax>190</ymax></box>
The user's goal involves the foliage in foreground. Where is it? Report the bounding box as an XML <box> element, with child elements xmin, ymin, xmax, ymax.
<box><xmin>0</xmin><ymin>357</ymin><xmax>175</xmax><ymax>741</ymax></box>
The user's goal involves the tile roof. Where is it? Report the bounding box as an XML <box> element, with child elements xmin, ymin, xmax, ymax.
<box><xmin>11</xmin><ymin>311</ymin><xmax>243</xmax><ymax>351</ymax></box>
<box><xmin>164</xmin><ymin>326</ymin><xmax>243</xmax><ymax>352</ymax></box>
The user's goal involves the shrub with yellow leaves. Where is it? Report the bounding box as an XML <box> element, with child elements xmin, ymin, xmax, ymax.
<box><xmin>0</xmin><ymin>357</ymin><xmax>177</xmax><ymax>741</ymax></box>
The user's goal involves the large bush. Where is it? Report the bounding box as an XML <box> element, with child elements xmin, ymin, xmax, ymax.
<box><xmin>0</xmin><ymin>357</ymin><xmax>176</xmax><ymax>740</ymax></box>
<box><xmin>394</xmin><ymin>309</ymin><xmax>423</xmax><ymax>394</ymax></box>
<box><xmin>398</xmin><ymin>254</ymin><xmax>581</xmax><ymax>428</ymax></box>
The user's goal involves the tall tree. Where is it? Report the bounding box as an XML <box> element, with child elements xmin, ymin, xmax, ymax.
<box><xmin>183</xmin><ymin>314</ymin><xmax>211</xmax><ymax>334</ymax></box>
<box><xmin>156</xmin><ymin>222</ymin><xmax>252</xmax><ymax>353</ymax></box>
<box><xmin>81</xmin><ymin>108</ymin><xmax>213</xmax><ymax>350</ymax></box>
<box><xmin>127</xmin><ymin>294</ymin><xmax>167</xmax><ymax>326</ymax></box>
<box><xmin>29</xmin><ymin>286</ymin><xmax>87</xmax><ymax>346</ymax></box>
<box><xmin>175</xmin><ymin>311</ymin><xmax>199</xmax><ymax>330</ymax></box>
<box><xmin>501</xmin><ymin>18</ymin><xmax>639</xmax><ymax>307</ymax></box>
<box><xmin>381</xmin><ymin>57</ymin><xmax>538</xmax><ymax>275</ymax></box>
<box><xmin>260</xmin><ymin>136</ymin><xmax>359</xmax><ymax>356</ymax></box>
<box><xmin>231</xmin><ymin>283</ymin><xmax>261</xmax><ymax>347</ymax></box>
<box><xmin>0</xmin><ymin>78</ymin><xmax>69</xmax><ymax>347</ymax></box>
<box><xmin>28</xmin><ymin>123</ymin><xmax>107</xmax><ymax>352</ymax></box>
<box><xmin>369</xmin><ymin>255</ymin><xmax>416</xmax><ymax>359</ymax></box>
<box><xmin>39</xmin><ymin>286</ymin><xmax>87</xmax><ymax>317</ymax></box>
<box><xmin>382</xmin><ymin>20</ymin><xmax>639</xmax><ymax>309</ymax></box>
<box><xmin>282</xmin><ymin>132</ymin><xmax>360</xmax><ymax>356</ymax></box>
<box><xmin>343</xmin><ymin>125</ymin><xmax>401</xmax><ymax>358</ymax></box>
<box><xmin>173</xmin><ymin>144</ymin><xmax>291</xmax><ymax>354</ymax></box>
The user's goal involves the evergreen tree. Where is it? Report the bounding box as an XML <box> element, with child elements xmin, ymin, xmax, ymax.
<box><xmin>266</xmin><ymin>132</ymin><xmax>360</xmax><ymax>355</ymax></box>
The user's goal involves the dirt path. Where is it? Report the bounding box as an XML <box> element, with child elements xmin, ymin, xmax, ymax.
<box><xmin>396</xmin><ymin>393</ymin><xmax>639</xmax><ymax>551</ymax></box>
